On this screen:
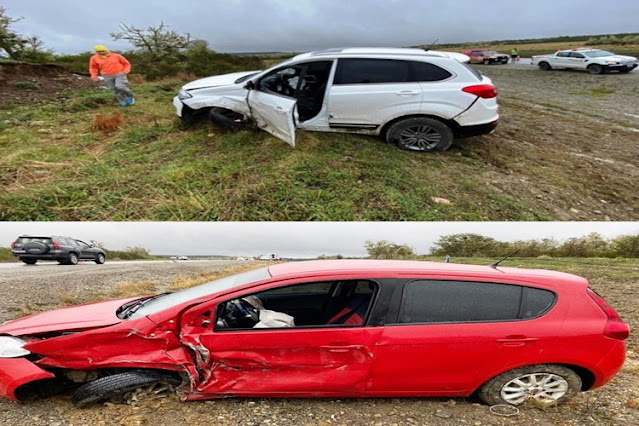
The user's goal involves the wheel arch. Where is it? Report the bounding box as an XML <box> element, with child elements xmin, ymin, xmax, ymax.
<box><xmin>379</xmin><ymin>114</ymin><xmax>457</xmax><ymax>139</ymax></box>
<box><xmin>471</xmin><ymin>362</ymin><xmax>596</xmax><ymax>395</ymax></box>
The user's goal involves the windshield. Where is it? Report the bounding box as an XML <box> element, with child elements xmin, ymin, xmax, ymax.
<box><xmin>583</xmin><ymin>50</ymin><xmax>614</xmax><ymax>58</ymax></box>
<box><xmin>128</xmin><ymin>267</ymin><xmax>271</xmax><ymax>318</ymax></box>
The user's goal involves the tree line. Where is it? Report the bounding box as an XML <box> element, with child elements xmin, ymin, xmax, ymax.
<box><xmin>366</xmin><ymin>233</ymin><xmax>639</xmax><ymax>259</ymax></box>
<box><xmin>0</xmin><ymin>7</ymin><xmax>264</xmax><ymax>79</ymax></box>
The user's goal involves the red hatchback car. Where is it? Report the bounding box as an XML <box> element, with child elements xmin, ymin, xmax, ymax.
<box><xmin>0</xmin><ymin>260</ymin><xmax>628</xmax><ymax>408</ymax></box>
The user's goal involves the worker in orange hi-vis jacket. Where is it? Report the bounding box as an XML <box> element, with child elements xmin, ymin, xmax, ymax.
<box><xmin>89</xmin><ymin>45</ymin><xmax>135</xmax><ymax>107</ymax></box>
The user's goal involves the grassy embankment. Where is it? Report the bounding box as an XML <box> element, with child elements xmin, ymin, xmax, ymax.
<box><xmin>0</xmin><ymin>80</ymin><xmax>548</xmax><ymax>221</ymax></box>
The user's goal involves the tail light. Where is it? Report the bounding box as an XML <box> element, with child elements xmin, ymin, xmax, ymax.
<box><xmin>53</xmin><ymin>242</ymin><xmax>61</xmax><ymax>249</ymax></box>
<box><xmin>587</xmin><ymin>289</ymin><xmax>630</xmax><ymax>340</ymax></box>
<box><xmin>462</xmin><ymin>84</ymin><xmax>498</xmax><ymax>99</ymax></box>
<box><xmin>10</xmin><ymin>242</ymin><xmax>15</xmax><ymax>248</ymax></box>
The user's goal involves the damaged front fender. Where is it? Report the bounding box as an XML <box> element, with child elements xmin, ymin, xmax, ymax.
<box><xmin>0</xmin><ymin>357</ymin><xmax>55</xmax><ymax>401</ymax></box>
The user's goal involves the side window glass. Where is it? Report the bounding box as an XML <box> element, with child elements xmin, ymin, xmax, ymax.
<box><xmin>216</xmin><ymin>280</ymin><xmax>378</xmax><ymax>330</ymax></box>
<box><xmin>557</xmin><ymin>52</ymin><xmax>570</xmax><ymax>58</ymax></box>
<box><xmin>334</xmin><ymin>59</ymin><xmax>410</xmax><ymax>85</ymax></box>
<box><xmin>400</xmin><ymin>280</ymin><xmax>522</xmax><ymax>323</ymax></box>
<box><xmin>570</xmin><ymin>52</ymin><xmax>585</xmax><ymax>58</ymax></box>
<box><xmin>76</xmin><ymin>240</ymin><xmax>89</xmax><ymax>249</ymax></box>
<box><xmin>411</xmin><ymin>61</ymin><xmax>452</xmax><ymax>82</ymax></box>
<box><xmin>521</xmin><ymin>287</ymin><xmax>556</xmax><ymax>318</ymax></box>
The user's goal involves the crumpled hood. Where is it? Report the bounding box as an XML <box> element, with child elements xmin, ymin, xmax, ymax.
<box><xmin>183</xmin><ymin>70</ymin><xmax>261</xmax><ymax>91</ymax></box>
<box><xmin>0</xmin><ymin>297</ymin><xmax>140</xmax><ymax>336</ymax></box>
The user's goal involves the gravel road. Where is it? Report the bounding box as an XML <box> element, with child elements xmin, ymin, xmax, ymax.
<box><xmin>0</xmin><ymin>260</ymin><xmax>637</xmax><ymax>425</ymax></box>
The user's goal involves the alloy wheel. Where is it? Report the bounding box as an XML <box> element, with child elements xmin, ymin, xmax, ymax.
<box><xmin>500</xmin><ymin>373</ymin><xmax>569</xmax><ymax>405</ymax></box>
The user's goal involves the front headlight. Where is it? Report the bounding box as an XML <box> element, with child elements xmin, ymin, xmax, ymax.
<box><xmin>0</xmin><ymin>336</ymin><xmax>30</xmax><ymax>358</ymax></box>
<box><xmin>178</xmin><ymin>89</ymin><xmax>193</xmax><ymax>101</ymax></box>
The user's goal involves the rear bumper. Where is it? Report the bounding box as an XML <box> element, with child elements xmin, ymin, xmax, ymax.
<box><xmin>0</xmin><ymin>357</ymin><xmax>55</xmax><ymax>401</ymax></box>
<box><xmin>455</xmin><ymin>120</ymin><xmax>499</xmax><ymax>138</ymax></box>
<box><xmin>11</xmin><ymin>250</ymin><xmax>69</xmax><ymax>261</ymax></box>
<box><xmin>591</xmin><ymin>341</ymin><xmax>626</xmax><ymax>389</ymax></box>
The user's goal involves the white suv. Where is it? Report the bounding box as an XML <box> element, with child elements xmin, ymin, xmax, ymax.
<box><xmin>173</xmin><ymin>48</ymin><xmax>499</xmax><ymax>152</ymax></box>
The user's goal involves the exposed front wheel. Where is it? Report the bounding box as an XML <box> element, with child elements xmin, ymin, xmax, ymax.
<box><xmin>95</xmin><ymin>253</ymin><xmax>106</xmax><ymax>264</ymax></box>
<box><xmin>21</xmin><ymin>258</ymin><xmax>37</xmax><ymax>265</ymax></box>
<box><xmin>478</xmin><ymin>364</ymin><xmax>581</xmax><ymax>406</ymax></box>
<box><xmin>588</xmin><ymin>64</ymin><xmax>604</xmax><ymax>75</ymax></box>
<box><xmin>72</xmin><ymin>370</ymin><xmax>182</xmax><ymax>408</ymax></box>
<box><xmin>386</xmin><ymin>117</ymin><xmax>454</xmax><ymax>152</ymax></box>
<box><xmin>538</xmin><ymin>62</ymin><xmax>551</xmax><ymax>71</ymax></box>
<box><xmin>483</xmin><ymin>59</ymin><xmax>490</xmax><ymax>65</ymax></box>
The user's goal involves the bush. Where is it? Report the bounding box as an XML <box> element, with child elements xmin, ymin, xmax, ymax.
<box><xmin>13</xmin><ymin>81</ymin><xmax>39</xmax><ymax>90</ymax></box>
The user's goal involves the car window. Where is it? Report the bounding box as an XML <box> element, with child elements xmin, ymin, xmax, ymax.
<box><xmin>398</xmin><ymin>280</ymin><xmax>556</xmax><ymax>324</ymax></box>
<box><xmin>76</xmin><ymin>240</ymin><xmax>90</xmax><ymax>249</ymax></box>
<box><xmin>334</xmin><ymin>59</ymin><xmax>410</xmax><ymax>84</ymax></box>
<box><xmin>17</xmin><ymin>237</ymin><xmax>51</xmax><ymax>244</ymax></box>
<box><xmin>411</xmin><ymin>61</ymin><xmax>453</xmax><ymax>82</ymax></box>
<box><xmin>258</xmin><ymin>65</ymin><xmax>304</xmax><ymax>97</ymax></box>
<box><xmin>569</xmin><ymin>52</ymin><xmax>585</xmax><ymax>58</ymax></box>
<box><xmin>216</xmin><ymin>279</ymin><xmax>378</xmax><ymax>330</ymax></box>
<box><xmin>128</xmin><ymin>267</ymin><xmax>272</xmax><ymax>319</ymax></box>
<box><xmin>556</xmin><ymin>52</ymin><xmax>571</xmax><ymax>58</ymax></box>
<box><xmin>57</xmin><ymin>237</ymin><xmax>73</xmax><ymax>246</ymax></box>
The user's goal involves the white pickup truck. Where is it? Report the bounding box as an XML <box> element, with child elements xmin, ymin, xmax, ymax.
<box><xmin>532</xmin><ymin>48</ymin><xmax>638</xmax><ymax>74</ymax></box>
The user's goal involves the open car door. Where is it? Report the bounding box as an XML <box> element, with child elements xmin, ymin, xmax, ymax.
<box><xmin>247</xmin><ymin>90</ymin><xmax>297</xmax><ymax>147</ymax></box>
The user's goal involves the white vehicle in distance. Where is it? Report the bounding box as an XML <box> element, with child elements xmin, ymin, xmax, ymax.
<box><xmin>177</xmin><ymin>256</ymin><xmax>189</xmax><ymax>260</ymax></box>
<box><xmin>173</xmin><ymin>48</ymin><xmax>499</xmax><ymax>152</ymax></box>
<box><xmin>532</xmin><ymin>48</ymin><xmax>639</xmax><ymax>75</ymax></box>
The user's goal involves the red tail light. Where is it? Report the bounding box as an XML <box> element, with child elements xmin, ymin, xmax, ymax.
<box><xmin>587</xmin><ymin>289</ymin><xmax>630</xmax><ymax>340</ymax></box>
<box><xmin>462</xmin><ymin>84</ymin><xmax>498</xmax><ymax>99</ymax></box>
<box><xmin>10</xmin><ymin>242</ymin><xmax>15</xmax><ymax>248</ymax></box>
<box><xmin>53</xmin><ymin>242</ymin><xmax>61</xmax><ymax>249</ymax></box>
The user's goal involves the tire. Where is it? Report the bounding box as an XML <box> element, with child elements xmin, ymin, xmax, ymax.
<box><xmin>483</xmin><ymin>59</ymin><xmax>490</xmax><ymax>65</ymax></box>
<box><xmin>478</xmin><ymin>364</ymin><xmax>581</xmax><ymax>406</ymax></box>
<box><xmin>95</xmin><ymin>253</ymin><xmax>106</xmax><ymax>264</ymax></box>
<box><xmin>67</xmin><ymin>253</ymin><xmax>79</xmax><ymax>265</ymax></box>
<box><xmin>588</xmin><ymin>64</ymin><xmax>604</xmax><ymax>75</ymax></box>
<box><xmin>21</xmin><ymin>258</ymin><xmax>37</xmax><ymax>265</ymax></box>
<box><xmin>386</xmin><ymin>117</ymin><xmax>454</xmax><ymax>152</ymax></box>
<box><xmin>23</xmin><ymin>242</ymin><xmax>50</xmax><ymax>255</ymax></box>
<box><xmin>72</xmin><ymin>370</ymin><xmax>181</xmax><ymax>408</ymax></box>
<box><xmin>209</xmin><ymin>107</ymin><xmax>249</xmax><ymax>130</ymax></box>
<box><xmin>538</xmin><ymin>62</ymin><xmax>551</xmax><ymax>71</ymax></box>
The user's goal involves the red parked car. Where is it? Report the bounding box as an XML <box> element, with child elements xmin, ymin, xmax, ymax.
<box><xmin>0</xmin><ymin>260</ymin><xmax>628</xmax><ymax>408</ymax></box>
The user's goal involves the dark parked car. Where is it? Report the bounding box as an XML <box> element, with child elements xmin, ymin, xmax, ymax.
<box><xmin>10</xmin><ymin>235</ymin><xmax>106</xmax><ymax>265</ymax></box>
<box><xmin>0</xmin><ymin>260</ymin><xmax>627</xmax><ymax>408</ymax></box>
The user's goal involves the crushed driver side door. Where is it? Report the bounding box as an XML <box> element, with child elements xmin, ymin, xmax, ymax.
<box><xmin>247</xmin><ymin>89</ymin><xmax>297</xmax><ymax>147</ymax></box>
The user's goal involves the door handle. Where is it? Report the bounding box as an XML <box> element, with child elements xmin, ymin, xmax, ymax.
<box><xmin>275</xmin><ymin>106</ymin><xmax>286</xmax><ymax>111</ymax></box>
<box><xmin>497</xmin><ymin>337</ymin><xmax>539</xmax><ymax>347</ymax></box>
<box><xmin>320</xmin><ymin>344</ymin><xmax>362</xmax><ymax>353</ymax></box>
<box><xmin>396</xmin><ymin>90</ymin><xmax>420</xmax><ymax>96</ymax></box>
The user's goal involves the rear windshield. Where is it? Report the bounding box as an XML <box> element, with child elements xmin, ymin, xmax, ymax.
<box><xmin>128</xmin><ymin>267</ymin><xmax>272</xmax><ymax>318</ymax></box>
<box><xmin>16</xmin><ymin>237</ymin><xmax>52</xmax><ymax>244</ymax></box>
<box><xmin>462</xmin><ymin>63</ymin><xmax>482</xmax><ymax>81</ymax></box>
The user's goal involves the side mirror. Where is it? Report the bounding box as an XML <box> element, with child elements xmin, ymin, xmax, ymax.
<box><xmin>245</xmin><ymin>81</ymin><xmax>255</xmax><ymax>90</ymax></box>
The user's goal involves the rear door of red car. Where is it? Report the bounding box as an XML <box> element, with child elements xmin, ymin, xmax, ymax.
<box><xmin>368</xmin><ymin>278</ymin><xmax>561</xmax><ymax>395</ymax></box>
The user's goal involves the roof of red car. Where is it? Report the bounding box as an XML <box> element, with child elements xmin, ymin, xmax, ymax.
<box><xmin>268</xmin><ymin>259</ymin><xmax>586</xmax><ymax>283</ymax></box>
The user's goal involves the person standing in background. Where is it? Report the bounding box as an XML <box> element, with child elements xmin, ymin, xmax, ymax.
<box><xmin>510</xmin><ymin>48</ymin><xmax>520</xmax><ymax>63</ymax></box>
<box><xmin>89</xmin><ymin>45</ymin><xmax>135</xmax><ymax>107</ymax></box>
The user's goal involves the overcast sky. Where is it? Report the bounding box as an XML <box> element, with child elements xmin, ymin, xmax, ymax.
<box><xmin>5</xmin><ymin>0</ymin><xmax>638</xmax><ymax>54</ymax></box>
<box><xmin>0</xmin><ymin>222</ymin><xmax>636</xmax><ymax>257</ymax></box>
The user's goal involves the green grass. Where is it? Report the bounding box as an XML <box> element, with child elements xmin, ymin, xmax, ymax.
<box><xmin>13</xmin><ymin>81</ymin><xmax>39</xmax><ymax>90</ymax></box>
<box><xmin>421</xmin><ymin>256</ymin><xmax>639</xmax><ymax>280</ymax></box>
<box><xmin>0</xmin><ymin>80</ymin><xmax>553</xmax><ymax>221</ymax></box>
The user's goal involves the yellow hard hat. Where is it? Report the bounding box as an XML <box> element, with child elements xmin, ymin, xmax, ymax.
<box><xmin>94</xmin><ymin>45</ymin><xmax>108</xmax><ymax>52</ymax></box>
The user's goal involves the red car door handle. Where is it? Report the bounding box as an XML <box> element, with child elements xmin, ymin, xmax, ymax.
<box><xmin>320</xmin><ymin>345</ymin><xmax>362</xmax><ymax>353</ymax></box>
<box><xmin>497</xmin><ymin>337</ymin><xmax>539</xmax><ymax>343</ymax></box>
